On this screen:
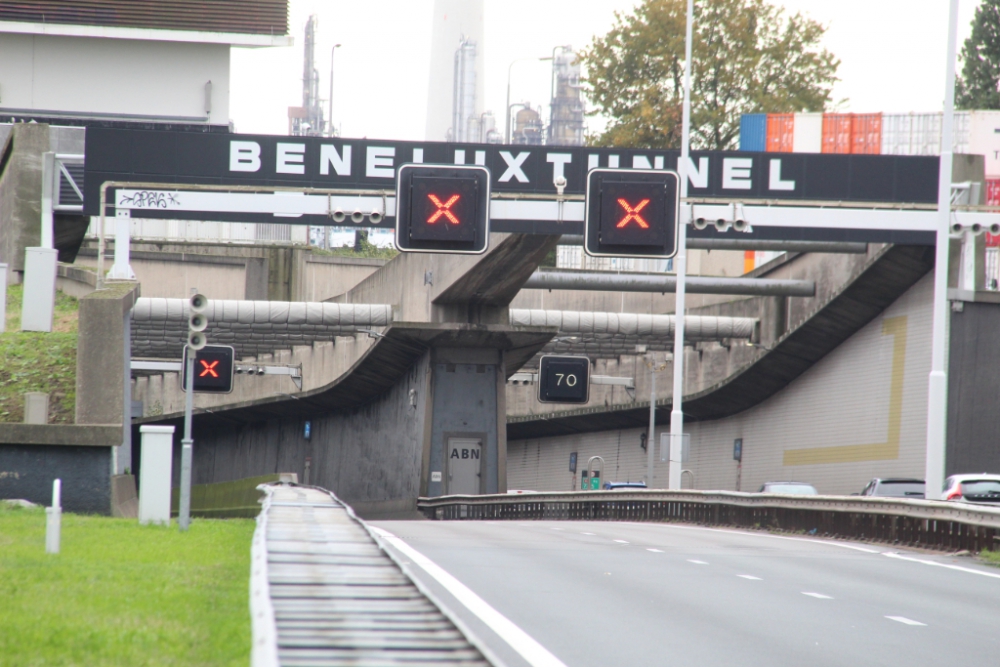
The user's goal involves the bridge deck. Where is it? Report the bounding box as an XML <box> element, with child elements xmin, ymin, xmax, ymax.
<box><xmin>257</xmin><ymin>485</ymin><xmax>490</xmax><ymax>667</ymax></box>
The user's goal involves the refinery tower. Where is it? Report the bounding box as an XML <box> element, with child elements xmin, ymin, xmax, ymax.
<box><xmin>425</xmin><ymin>0</ymin><xmax>485</xmax><ymax>142</ymax></box>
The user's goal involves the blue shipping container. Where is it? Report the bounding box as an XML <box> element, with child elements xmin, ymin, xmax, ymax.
<box><xmin>740</xmin><ymin>114</ymin><xmax>767</xmax><ymax>152</ymax></box>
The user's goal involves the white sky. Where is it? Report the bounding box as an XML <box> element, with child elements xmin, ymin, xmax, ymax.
<box><xmin>230</xmin><ymin>0</ymin><xmax>984</xmax><ymax>139</ymax></box>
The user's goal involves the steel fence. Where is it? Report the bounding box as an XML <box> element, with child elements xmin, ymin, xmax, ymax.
<box><xmin>417</xmin><ymin>490</ymin><xmax>1000</xmax><ymax>554</ymax></box>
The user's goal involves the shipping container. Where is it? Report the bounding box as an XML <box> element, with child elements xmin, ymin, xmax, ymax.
<box><xmin>740</xmin><ymin>114</ymin><xmax>767</xmax><ymax>151</ymax></box>
<box><xmin>766</xmin><ymin>114</ymin><xmax>794</xmax><ymax>152</ymax></box>
<box><xmin>792</xmin><ymin>112</ymin><xmax>823</xmax><ymax>153</ymax></box>
<box><xmin>850</xmin><ymin>113</ymin><xmax>882</xmax><ymax>154</ymax></box>
<box><xmin>880</xmin><ymin>112</ymin><xmax>970</xmax><ymax>156</ymax></box>
<box><xmin>968</xmin><ymin>110</ymin><xmax>1000</xmax><ymax>176</ymax></box>
<box><xmin>986</xmin><ymin>178</ymin><xmax>1000</xmax><ymax>207</ymax></box>
<box><xmin>822</xmin><ymin>114</ymin><xmax>853</xmax><ymax>153</ymax></box>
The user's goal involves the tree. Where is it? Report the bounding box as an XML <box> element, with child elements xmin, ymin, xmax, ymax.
<box><xmin>957</xmin><ymin>1</ymin><xmax>1000</xmax><ymax>110</ymax></box>
<box><xmin>580</xmin><ymin>0</ymin><xmax>839</xmax><ymax>150</ymax></box>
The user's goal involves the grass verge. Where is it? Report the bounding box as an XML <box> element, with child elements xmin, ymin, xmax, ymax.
<box><xmin>981</xmin><ymin>549</ymin><xmax>1000</xmax><ymax>567</ymax></box>
<box><xmin>0</xmin><ymin>503</ymin><xmax>254</xmax><ymax>667</ymax></box>
<box><xmin>0</xmin><ymin>285</ymin><xmax>78</xmax><ymax>423</ymax></box>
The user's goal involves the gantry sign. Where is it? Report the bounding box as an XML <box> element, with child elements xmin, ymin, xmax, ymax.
<box><xmin>84</xmin><ymin>127</ymin><xmax>943</xmax><ymax>244</ymax></box>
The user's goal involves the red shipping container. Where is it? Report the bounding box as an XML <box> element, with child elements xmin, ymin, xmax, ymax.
<box><xmin>766</xmin><ymin>114</ymin><xmax>794</xmax><ymax>152</ymax></box>
<box><xmin>822</xmin><ymin>114</ymin><xmax>852</xmax><ymax>153</ymax></box>
<box><xmin>851</xmin><ymin>113</ymin><xmax>882</xmax><ymax>154</ymax></box>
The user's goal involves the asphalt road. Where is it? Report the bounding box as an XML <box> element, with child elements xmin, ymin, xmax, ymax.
<box><xmin>371</xmin><ymin>519</ymin><xmax>1000</xmax><ymax>667</ymax></box>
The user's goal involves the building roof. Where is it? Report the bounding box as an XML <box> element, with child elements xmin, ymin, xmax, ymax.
<box><xmin>0</xmin><ymin>0</ymin><xmax>290</xmax><ymax>46</ymax></box>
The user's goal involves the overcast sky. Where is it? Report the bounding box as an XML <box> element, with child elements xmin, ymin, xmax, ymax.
<box><xmin>230</xmin><ymin>0</ymin><xmax>984</xmax><ymax>140</ymax></box>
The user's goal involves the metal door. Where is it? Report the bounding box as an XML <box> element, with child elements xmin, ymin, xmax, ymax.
<box><xmin>447</xmin><ymin>437</ymin><xmax>482</xmax><ymax>495</ymax></box>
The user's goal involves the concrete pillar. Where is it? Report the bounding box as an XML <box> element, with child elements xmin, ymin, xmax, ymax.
<box><xmin>138</xmin><ymin>425</ymin><xmax>175</xmax><ymax>525</ymax></box>
<box><xmin>0</xmin><ymin>263</ymin><xmax>6</xmax><ymax>333</ymax></box>
<box><xmin>0</xmin><ymin>124</ymin><xmax>49</xmax><ymax>281</ymax></box>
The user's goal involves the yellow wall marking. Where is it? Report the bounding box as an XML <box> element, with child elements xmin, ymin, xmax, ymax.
<box><xmin>783</xmin><ymin>316</ymin><xmax>908</xmax><ymax>466</ymax></box>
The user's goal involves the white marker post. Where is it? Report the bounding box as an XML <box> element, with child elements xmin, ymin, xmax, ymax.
<box><xmin>925</xmin><ymin>0</ymin><xmax>960</xmax><ymax>501</ymax></box>
<box><xmin>45</xmin><ymin>478</ymin><xmax>61</xmax><ymax>554</ymax></box>
<box><xmin>668</xmin><ymin>0</ymin><xmax>695</xmax><ymax>491</ymax></box>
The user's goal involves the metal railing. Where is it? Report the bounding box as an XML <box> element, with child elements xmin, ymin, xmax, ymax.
<box><xmin>417</xmin><ymin>490</ymin><xmax>1000</xmax><ymax>553</ymax></box>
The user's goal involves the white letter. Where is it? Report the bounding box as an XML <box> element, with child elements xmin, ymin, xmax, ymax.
<box><xmin>454</xmin><ymin>149</ymin><xmax>466</xmax><ymax>164</ymax></box>
<box><xmin>474</xmin><ymin>150</ymin><xmax>486</xmax><ymax>165</ymax></box>
<box><xmin>768</xmin><ymin>159</ymin><xmax>796</xmax><ymax>191</ymax></box>
<box><xmin>276</xmin><ymin>143</ymin><xmax>305</xmax><ymax>175</ymax></box>
<box><xmin>366</xmin><ymin>146</ymin><xmax>395</xmax><ymax>178</ymax></box>
<box><xmin>319</xmin><ymin>145</ymin><xmax>351</xmax><ymax>176</ymax></box>
<box><xmin>679</xmin><ymin>156</ymin><xmax>709</xmax><ymax>189</ymax></box>
<box><xmin>498</xmin><ymin>151</ymin><xmax>530</xmax><ymax>183</ymax></box>
<box><xmin>722</xmin><ymin>157</ymin><xmax>753</xmax><ymax>190</ymax></box>
<box><xmin>229</xmin><ymin>141</ymin><xmax>260</xmax><ymax>172</ymax></box>
<box><xmin>654</xmin><ymin>156</ymin><xmax>664</xmax><ymax>170</ymax></box>
<box><xmin>608</xmin><ymin>155</ymin><xmax>620</xmax><ymax>168</ymax></box>
<box><xmin>632</xmin><ymin>156</ymin><xmax>652</xmax><ymax>169</ymax></box>
<box><xmin>588</xmin><ymin>154</ymin><xmax>600</xmax><ymax>170</ymax></box>
<box><xmin>412</xmin><ymin>148</ymin><xmax>424</xmax><ymax>163</ymax></box>
<box><xmin>547</xmin><ymin>153</ymin><xmax>572</xmax><ymax>183</ymax></box>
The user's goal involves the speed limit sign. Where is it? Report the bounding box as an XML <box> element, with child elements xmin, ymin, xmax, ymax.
<box><xmin>537</xmin><ymin>355</ymin><xmax>591</xmax><ymax>404</ymax></box>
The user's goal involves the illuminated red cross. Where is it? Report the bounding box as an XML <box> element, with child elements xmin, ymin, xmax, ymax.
<box><xmin>427</xmin><ymin>194</ymin><xmax>461</xmax><ymax>224</ymax></box>
<box><xmin>198</xmin><ymin>360</ymin><xmax>220</xmax><ymax>378</ymax></box>
<box><xmin>617</xmin><ymin>198</ymin><xmax>650</xmax><ymax>229</ymax></box>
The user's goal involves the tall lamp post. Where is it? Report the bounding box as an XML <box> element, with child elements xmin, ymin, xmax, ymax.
<box><xmin>505</xmin><ymin>56</ymin><xmax>552</xmax><ymax>143</ymax></box>
<box><xmin>328</xmin><ymin>43</ymin><xmax>342</xmax><ymax>137</ymax></box>
<box><xmin>667</xmin><ymin>0</ymin><xmax>694</xmax><ymax>490</ymax></box>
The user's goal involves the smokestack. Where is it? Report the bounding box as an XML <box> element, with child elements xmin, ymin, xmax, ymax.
<box><xmin>426</xmin><ymin>0</ymin><xmax>484</xmax><ymax>141</ymax></box>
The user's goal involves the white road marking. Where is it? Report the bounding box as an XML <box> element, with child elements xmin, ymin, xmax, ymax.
<box><xmin>802</xmin><ymin>592</ymin><xmax>833</xmax><ymax>599</ymax></box>
<box><xmin>687</xmin><ymin>559</ymin><xmax>709</xmax><ymax>565</ymax></box>
<box><xmin>613</xmin><ymin>539</ymin><xmax>629</xmax><ymax>544</ymax></box>
<box><xmin>647</xmin><ymin>548</ymin><xmax>664</xmax><ymax>553</ymax></box>
<box><xmin>737</xmin><ymin>575</ymin><xmax>762</xmax><ymax>580</ymax></box>
<box><xmin>370</xmin><ymin>527</ymin><xmax>568</xmax><ymax>667</ymax></box>
<box><xmin>581</xmin><ymin>532</ymin><xmax>596</xmax><ymax>536</ymax></box>
<box><xmin>882</xmin><ymin>552</ymin><xmax>1000</xmax><ymax>580</ymax></box>
<box><xmin>886</xmin><ymin>616</ymin><xmax>926</xmax><ymax>626</ymax></box>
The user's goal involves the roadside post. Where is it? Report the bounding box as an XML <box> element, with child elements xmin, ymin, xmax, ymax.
<box><xmin>45</xmin><ymin>478</ymin><xmax>61</xmax><ymax>554</ymax></box>
<box><xmin>179</xmin><ymin>293</ymin><xmax>209</xmax><ymax>531</ymax></box>
<box><xmin>138</xmin><ymin>425</ymin><xmax>175</xmax><ymax>525</ymax></box>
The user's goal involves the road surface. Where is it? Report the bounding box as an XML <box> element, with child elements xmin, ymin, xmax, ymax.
<box><xmin>371</xmin><ymin>519</ymin><xmax>1000</xmax><ymax>667</ymax></box>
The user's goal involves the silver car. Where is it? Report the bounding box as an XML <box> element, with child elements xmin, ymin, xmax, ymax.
<box><xmin>758</xmin><ymin>481</ymin><xmax>818</xmax><ymax>495</ymax></box>
<box><xmin>942</xmin><ymin>474</ymin><xmax>1000</xmax><ymax>506</ymax></box>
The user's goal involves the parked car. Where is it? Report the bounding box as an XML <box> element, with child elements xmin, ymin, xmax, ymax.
<box><xmin>859</xmin><ymin>478</ymin><xmax>925</xmax><ymax>499</ymax></box>
<box><xmin>757</xmin><ymin>481</ymin><xmax>818</xmax><ymax>495</ymax></box>
<box><xmin>942</xmin><ymin>474</ymin><xmax>1000</xmax><ymax>506</ymax></box>
<box><xmin>603</xmin><ymin>481</ymin><xmax>647</xmax><ymax>490</ymax></box>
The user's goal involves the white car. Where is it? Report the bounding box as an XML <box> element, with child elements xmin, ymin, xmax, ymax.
<box><xmin>942</xmin><ymin>474</ymin><xmax>1000</xmax><ymax>506</ymax></box>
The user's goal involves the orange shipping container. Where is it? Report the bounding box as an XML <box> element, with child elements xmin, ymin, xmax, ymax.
<box><xmin>766</xmin><ymin>114</ymin><xmax>794</xmax><ymax>152</ymax></box>
<box><xmin>822</xmin><ymin>114</ymin><xmax>852</xmax><ymax>153</ymax></box>
<box><xmin>851</xmin><ymin>113</ymin><xmax>882</xmax><ymax>154</ymax></box>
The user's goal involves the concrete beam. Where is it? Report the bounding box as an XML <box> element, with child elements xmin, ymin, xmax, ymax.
<box><xmin>555</xmin><ymin>235</ymin><xmax>868</xmax><ymax>254</ymax></box>
<box><xmin>523</xmin><ymin>270</ymin><xmax>816</xmax><ymax>297</ymax></box>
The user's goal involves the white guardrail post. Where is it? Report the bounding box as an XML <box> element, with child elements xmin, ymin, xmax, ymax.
<box><xmin>45</xmin><ymin>478</ymin><xmax>61</xmax><ymax>554</ymax></box>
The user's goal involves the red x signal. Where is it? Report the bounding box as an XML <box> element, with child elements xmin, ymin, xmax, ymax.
<box><xmin>617</xmin><ymin>198</ymin><xmax>650</xmax><ymax>229</ymax></box>
<box><xmin>198</xmin><ymin>360</ymin><xmax>220</xmax><ymax>378</ymax></box>
<box><xmin>427</xmin><ymin>194</ymin><xmax>461</xmax><ymax>224</ymax></box>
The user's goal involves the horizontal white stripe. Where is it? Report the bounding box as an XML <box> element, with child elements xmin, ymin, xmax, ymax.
<box><xmin>886</xmin><ymin>616</ymin><xmax>926</xmax><ymax>626</ymax></box>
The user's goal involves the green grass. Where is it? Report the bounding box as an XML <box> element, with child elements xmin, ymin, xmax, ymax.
<box><xmin>0</xmin><ymin>285</ymin><xmax>78</xmax><ymax>423</ymax></box>
<box><xmin>981</xmin><ymin>549</ymin><xmax>1000</xmax><ymax>567</ymax></box>
<box><xmin>0</xmin><ymin>503</ymin><xmax>254</xmax><ymax>667</ymax></box>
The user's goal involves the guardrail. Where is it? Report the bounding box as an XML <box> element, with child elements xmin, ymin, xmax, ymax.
<box><xmin>417</xmin><ymin>490</ymin><xmax>1000</xmax><ymax>554</ymax></box>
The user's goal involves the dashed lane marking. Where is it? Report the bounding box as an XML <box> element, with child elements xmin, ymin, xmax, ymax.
<box><xmin>613</xmin><ymin>540</ymin><xmax>629</xmax><ymax>544</ymax></box>
<box><xmin>647</xmin><ymin>548</ymin><xmax>664</xmax><ymax>553</ymax></box>
<box><xmin>737</xmin><ymin>575</ymin><xmax>762</xmax><ymax>580</ymax></box>
<box><xmin>886</xmin><ymin>616</ymin><xmax>927</xmax><ymax>626</ymax></box>
<box><xmin>802</xmin><ymin>592</ymin><xmax>833</xmax><ymax>599</ymax></box>
<box><xmin>687</xmin><ymin>559</ymin><xmax>709</xmax><ymax>565</ymax></box>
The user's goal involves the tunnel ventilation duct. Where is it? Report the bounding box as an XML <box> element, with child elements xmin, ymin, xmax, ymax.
<box><xmin>132</xmin><ymin>298</ymin><xmax>393</xmax><ymax>327</ymax></box>
<box><xmin>523</xmin><ymin>271</ymin><xmax>815</xmax><ymax>297</ymax></box>
<box><xmin>510</xmin><ymin>309</ymin><xmax>759</xmax><ymax>342</ymax></box>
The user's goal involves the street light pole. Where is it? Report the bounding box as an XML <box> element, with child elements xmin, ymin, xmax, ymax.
<box><xmin>668</xmin><ymin>0</ymin><xmax>694</xmax><ymax>491</ymax></box>
<box><xmin>328</xmin><ymin>43</ymin><xmax>341</xmax><ymax>138</ymax></box>
<box><xmin>925</xmin><ymin>0</ymin><xmax>960</xmax><ymax>500</ymax></box>
<box><xmin>505</xmin><ymin>56</ymin><xmax>552</xmax><ymax>144</ymax></box>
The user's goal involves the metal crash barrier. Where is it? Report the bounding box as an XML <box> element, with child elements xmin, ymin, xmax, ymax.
<box><xmin>417</xmin><ymin>490</ymin><xmax>1000</xmax><ymax>554</ymax></box>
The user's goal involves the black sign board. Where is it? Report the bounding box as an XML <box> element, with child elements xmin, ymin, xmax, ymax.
<box><xmin>395</xmin><ymin>164</ymin><xmax>490</xmax><ymax>253</ymax></box>
<box><xmin>538</xmin><ymin>355</ymin><xmax>591</xmax><ymax>404</ymax></box>
<box><xmin>734</xmin><ymin>438</ymin><xmax>743</xmax><ymax>462</ymax></box>
<box><xmin>586</xmin><ymin>168</ymin><xmax>679</xmax><ymax>258</ymax></box>
<box><xmin>182</xmin><ymin>345</ymin><xmax>235</xmax><ymax>394</ymax></box>
<box><xmin>82</xmin><ymin>127</ymin><xmax>942</xmax><ymax>243</ymax></box>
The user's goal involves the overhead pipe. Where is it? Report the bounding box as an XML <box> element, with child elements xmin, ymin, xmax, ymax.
<box><xmin>555</xmin><ymin>235</ymin><xmax>867</xmax><ymax>254</ymax></box>
<box><xmin>510</xmin><ymin>309</ymin><xmax>759</xmax><ymax>341</ymax></box>
<box><xmin>132</xmin><ymin>298</ymin><xmax>394</xmax><ymax>327</ymax></box>
<box><xmin>523</xmin><ymin>270</ymin><xmax>816</xmax><ymax>297</ymax></box>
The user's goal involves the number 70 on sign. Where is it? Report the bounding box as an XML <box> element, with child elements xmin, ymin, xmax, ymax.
<box><xmin>537</xmin><ymin>355</ymin><xmax>591</xmax><ymax>404</ymax></box>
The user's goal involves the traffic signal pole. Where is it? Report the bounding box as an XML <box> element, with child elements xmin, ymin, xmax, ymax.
<box><xmin>925</xmin><ymin>0</ymin><xmax>960</xmax><ymax>500</ymax></box>
<box><xmin>667</xmin><ymin>0</ymin><xmax>694</xmax><ymax>491</ymax></box>
<box><xmin>179</xmin><ymin>347</ymin><xmax>194</xmax><ymax>531</ymax></box>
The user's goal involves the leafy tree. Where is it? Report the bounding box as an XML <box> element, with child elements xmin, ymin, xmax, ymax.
<box><xmin>957</xmin><ymin>1</ymin><xmax>1000</xmax><ymax>110</ymax></box>
<box><xmin>580</xmin><ymin>0</ymin><xmax>839</xmax><ymax>150</ymax></box>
